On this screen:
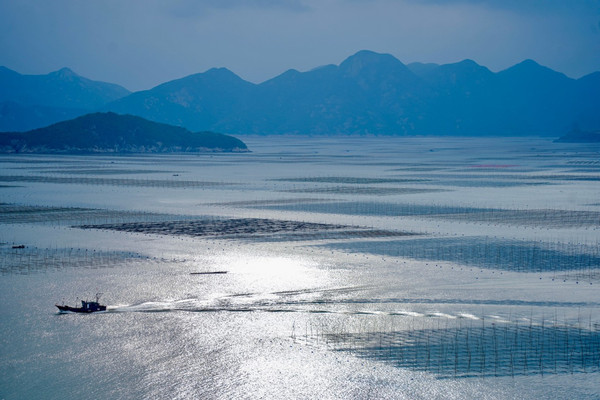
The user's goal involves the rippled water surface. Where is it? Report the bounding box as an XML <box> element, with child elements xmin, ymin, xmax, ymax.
<box><xmin>1</xmin><ymin>137</ymin><xmax>599</xmax><ymax>399</ymax></box>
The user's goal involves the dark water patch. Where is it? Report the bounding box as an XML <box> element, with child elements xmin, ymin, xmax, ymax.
<box><xmin>230</xmin><ymin>229</ymin><xmax>415</xmax><ymax>243</ymax></box>
<box><xmin>568</xmin><ymin>168</ymin><xmax>600</xmax><ymax>173</ymax></box>
<box><xmin>271</xmin><ymin>177</ymin><xmax>429</xmax><ymax>184</ymax></box>
<box><xmin>0</xmin><ymin>203</ymin><xmax>192</xmax><ymax>226</ymax></box>
<box><xmin>455</xmin><ymin>169</ymin><xmax>536</xmax><ymax>175</ymax></box>
<box><xmin>0</xmin><ymin>157</ymin><xmax>75</xmax><ymax>164</ymax></box>
<box><xmin>441</xmin><ymin>209</ymin><xmax>600</xmax><ymax>227</ymax></box>
<box><xmin>454</xmin><ymin>209</ymin><xmax>600</xmax><ymax>227</ymax></box>
<box><xmin>567</xmin><ymin>160</ymin><xmax>600</xmax><ymax>166</ymax></box>
<box><xmin>524</xmin><ymin>175</ymin><xmax>600</xmax><ymax>182</ymax></box>
<box><xmin>320</xmin><ymin>237</ymin><xmax>600</xmax><ymax>277</ymax></box>
<box><xmin>208</xmin><ymin>198</ymin><xmax>335</xmax><ymax>207</ymax></box>
<box><xmin>395</xmin><ymin>172</ymin><xmax>552</xmax><ymax>187</ymax></box>
<box><xmin>0</xmin><ymin>175</ymin><xmax>232</xmax><ymax>188</ymax></box>
<box><xmin>1</xmin><ymin>204</ymin><xmax>101</xmax><ymax>225</ymax></box>
<box><xmin>425</xmin><ymin>180</ymin><xmax>549</xmax><ymax>188</ymax></box>
<box><xmin>387</xmin><ymin>167</ymin><xmax>448</xmax><ymax>172</ymax></box>
<box><xmin>0</xmin><ymin>245</ymin><xmax>148</xmax><ymax>275</ymax></box>
<box><xmin>405</xmin><ymin>172</ymin><xmax>527</xmax><ymax>179</ymax></box>
<box><xmin>317</xmin><ymin>322</ymin><xmax>600</xmax><ymax>378</ymax></box>
<box><xmin>260</xmin><ymin>201</ymin><xmax>493</xmax><ymax>217</ymax></box>
<box><xmin>78</xmin><ymin>218</ymin><xmax>350</xmax><ymax>239</ymax></box>
<box><xmin>281</xmin><ymin>187</ymin><xmax>447</xmax><ymax>195</ymax></box>
<box><xmin>260</xmin><ymin>202</ymin><xmax>600</xmax><ymax>227</ymax></box>
<box><xmin>39</xmin><ymin>168</ymin><xmax>173</xmax><ymax>175</ymax></box>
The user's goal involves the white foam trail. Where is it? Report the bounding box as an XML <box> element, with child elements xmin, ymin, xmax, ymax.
<box><xmin>107</xmin><ymin>304</ymin><xmax>129</xmax><ymax>310</ymax></box>
<box><xmin>394</xmin><ymin>310</ymin><xmax>423</xmax><ymax>317</ymax></box>
<box><xmin>429</xmin><ymin>312</ymin><xmax>457</xmax><ymax>319</ymax></box>
<box><xmin>488</xmin><ymin>315</ymin><xmax>511</xmax><ymax>324</ymax></box>
<box><xmin>457</xmin><ymin>312</ymin><xmax>479</xmax><ymax>320</ymax></box>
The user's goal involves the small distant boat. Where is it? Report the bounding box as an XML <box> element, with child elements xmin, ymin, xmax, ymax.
<box><xmin>56</xmin><ymin>293</ymin><xmax>107</xmax><ymax>313</ymax></box>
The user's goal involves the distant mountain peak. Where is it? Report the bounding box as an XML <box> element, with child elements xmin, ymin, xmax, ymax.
<box><xmin>439</xmin><ymin>59</ymin><xmax>492</xmax><ymax>76</ymax></box>
<box><xmin>502</xmin><ymin>59</ymin><xmax>550</xmax><ymax>74</ymax></box>
<box><xmin>205</xmin><ymin>67</ymin><xmax>235</xmax><ymax>76</ymax></box>
<box><xmin>456</xmin><ymin>59</ymin><xmax>479</xmax><ymax>67</ymax></box>
<box><xmin>339</xmin><ymin>50</ymin><xmax>415</xmax><ymax>82</ymax></box>
<box><xmin>151</xmin><ymin>67</ymin><xmax>252</xmax><ymax>96</ymax></box>
<box><xmin>199</xmin><ymin>67</ymin><xmax>249</xmax><ymax>83</ymax></box>
<box><xmin>518</xmin><ymin>59</ymin><xmax>540</xmax><ymax>67</ymax></box>
<box><xmin>50</xmin><ymin>67</ymin><xmax>80</xmax><ymax>79</ymax></box>
<box><xmin>168</xmin><ymin>67</ymin><xmax>245</xmax><ymax>85</ymax></box>
<box><xmin>57</xmin><ymin>67</ymin><xmax>76</xmax><ymax>74</ymax></box>
<box><xmin>282</xmin><ymin>68</ymin><xmax>301</xmax><ymax>75</ymax></box>
<box><xmin>499</xmin><ymin>58</ymin><xmax>570</xmax><ymax>82</ymax></box>
<box><xmin>348</xmin><ymin>49</ymin><xmax>388</xmax><ymax>60</ymax></box>
<box><xmin>341</xmin><ymin>50</ymin><xmax>405</xmax><ymax>70</ymax></box>
<box><xmin>269</xmin><ymin>68</ymin><xmax>301</xmax><ymax>81</ymax></box>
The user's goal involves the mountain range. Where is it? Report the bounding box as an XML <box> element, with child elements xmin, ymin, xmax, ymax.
<box><xmin>2</xmin><ymin>50</ymin><xmax>599</xmax><ymax>136</ymax></box>
<box><xmin>0</xmin><ymin>66</ymin><xmax>130</xmax><ymax>131</ymax></box>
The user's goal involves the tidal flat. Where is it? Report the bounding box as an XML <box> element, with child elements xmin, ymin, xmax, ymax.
<box><xmin>1</xmin><ymin>136</ymin><xmax>599</xmax><ymax>399</ymax></box>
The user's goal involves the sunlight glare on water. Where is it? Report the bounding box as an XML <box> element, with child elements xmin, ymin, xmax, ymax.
<box><xmin>1</xmin><ymin>137</ymin><xmax>599</xmax><ymax>399</ymax></box>
<box><xmin>214</xmin><ymin>252</ymin><xmax>325</xmax><ymax>292</ymax></box>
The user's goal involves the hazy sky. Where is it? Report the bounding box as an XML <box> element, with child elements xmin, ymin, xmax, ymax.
<box><xmin>1</xmin><ymin>0</ymin><xmax>599</xmax><ymax>91</ymax></box>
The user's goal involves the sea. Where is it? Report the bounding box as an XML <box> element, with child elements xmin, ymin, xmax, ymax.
<box><xmin>1</xmin><ymin>136</ymin><xmax>599</xmax><ymax>399</ymax></box>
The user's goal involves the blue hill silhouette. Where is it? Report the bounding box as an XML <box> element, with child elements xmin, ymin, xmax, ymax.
<box><xmin>2</xmin><ymin>51</ymin><xmax>599</xmax><ymax>135</ymax></box>
<box><xmin>0</xmin><ymin>112</ymin><xmax>248</xmax><ymax>153</ymax></box>
<box><xmin>106</xmin><ymin>51</ymin><xmax>599</xmax><ymax>136</ymax></box>
<box><xmin>0</xmin><ymin>66</ymin><xmax>130</xmax><ymax>131</ymax></box>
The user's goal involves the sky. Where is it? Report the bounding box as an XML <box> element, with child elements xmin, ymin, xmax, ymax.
<box><xmin>1</xmin><ymin>0</ymin><xmax>599</xmax><ymax>91</ymax></box>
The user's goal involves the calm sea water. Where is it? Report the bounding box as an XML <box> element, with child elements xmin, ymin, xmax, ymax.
<box><xmin>1</xmin><ymin>137</ymin><xmax>599</xmax><ymax>399</ymax></box>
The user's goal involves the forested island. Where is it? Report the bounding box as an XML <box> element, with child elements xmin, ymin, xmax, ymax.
<box><xmin>0</xmin><ymin>112</ymin><xmax>248</xmax><ymax>153</ymax></box>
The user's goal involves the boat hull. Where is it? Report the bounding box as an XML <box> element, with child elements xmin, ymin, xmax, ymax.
<box><xmin>56</xmin><ymin>304</ymin><xmax>107</xmax><ymax>313</ymax></box>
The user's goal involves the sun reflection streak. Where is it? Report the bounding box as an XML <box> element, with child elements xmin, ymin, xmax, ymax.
<box><xmin>210</xmin><ymin>251</ymin><xmax>327</xmax><ymax>293</ymax></box>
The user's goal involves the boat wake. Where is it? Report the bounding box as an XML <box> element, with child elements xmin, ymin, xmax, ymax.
<box><xmin>95</xmin><ymin>286</ymin><xmax>559</xmax><ymax>322</ymax></box>
<box><xmin>58</xmin><ymin>285</ymin><xmax>599</xmax><ymax>322</ymax></box>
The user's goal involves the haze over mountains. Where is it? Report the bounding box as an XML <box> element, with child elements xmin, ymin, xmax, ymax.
<box><xmin>0</xmin><ymin>66</ymin><xmax>130</xmax><ymax>131</ymax></box>
<box><xmin>2</xmin><ymin>50</ymin><xmax>599</xmax><ymax>136</ymax></box>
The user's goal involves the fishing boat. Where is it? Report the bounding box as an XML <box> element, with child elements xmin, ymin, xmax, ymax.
<box><xmin>56</xmin><ymin>293</ymin><xmax>106</xmax><ymax>313</ymax></box>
